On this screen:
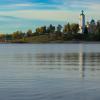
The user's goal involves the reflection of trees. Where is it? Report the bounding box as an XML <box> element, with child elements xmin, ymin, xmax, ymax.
<box><xmin>36</xmin><ymin>53</ymin><xmax>79</xmax><ymax>66</ymax></box>
<box><xmin>14</xmin><ymin>52</ymin><xmax>100</xmax><ymax>71</ymax></box>
<box><xmin>35</xmin><ymin>52</ymin><xmax>100</xmax><ymax>69</ymax></box>
<box><xmin>64</xmin><ymin>53</ymin><xmax>79</xmax><ymax>65</ymax></box>
<box><xmin>85</xmin><ymin>53</ymin><xmax>100</xmax><ymax>65</ymax></box>
<box><xmin>85</xmin><ymin>53</ymin><xmax>100</xmax><ymax>71</ymax></box>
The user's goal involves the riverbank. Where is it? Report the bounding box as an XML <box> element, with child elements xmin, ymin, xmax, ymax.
<box><xmin>0</xmin><ymin>34</ymin><xmax>100</xmax><ymax>44</ymax></box>
<box><xmin>0</xmin><ymin>41</ymin><xmax>100</xmax><ymax>44</ymax></box>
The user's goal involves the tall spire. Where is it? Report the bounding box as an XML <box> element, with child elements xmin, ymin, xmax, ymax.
<box><xmin>79</xmin><ymin>10</ymin><xmax>85</xmax><ymax>33</ymax></box>
<box><xmin>82</xmin><ymin>10</ymin><xmax>84</xmax><ymax>14</ymax></box>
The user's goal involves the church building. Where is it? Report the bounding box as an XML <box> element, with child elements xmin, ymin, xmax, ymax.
<box><xmin>79</xmin><ymin>10</ymin><xmax>85</xmax><ymax>33</ymax></box>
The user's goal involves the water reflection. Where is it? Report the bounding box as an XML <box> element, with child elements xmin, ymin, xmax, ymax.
<box><xmin>13</xmin><ymin>50</ymin><xmax>100</xmax><ymax>70</ymax></box>
<box><xmin>11</xmin><ymin>44</ymin><xmax>100</xmax><ymax>79</ymax></box>
<box><xmin>79</xmin><ymin>44</ymin><xmax>85</xmax><ymax>78</ymax></box>
<box><xmin>34</xmin><ymin>46</ymin><xmax>100</xmax><ymax>79</ymax></box>
<box><xmin>0</xmin><ymin>44</ymin><xmax>100</xmax><ymax>100</ymax></box>
<box><xmin>35</xmin><ymin>53</ymin><xmax>100</xmax><ymax>67</ymax></box>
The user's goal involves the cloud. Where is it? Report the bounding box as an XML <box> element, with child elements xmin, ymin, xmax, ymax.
<box><xmin>0</xmin><ymin>0</ymin><xmax>100</xmax><ymax>12</ymax></box>
<box><xmin>0</xmin><ymin>10</ymin><xmax>73</xmax><ymax>21</ymax></box>
<box><xmin>0</xmin><ymin>0</ymin><xmax>100</xmax><ymax>33</ymax></box>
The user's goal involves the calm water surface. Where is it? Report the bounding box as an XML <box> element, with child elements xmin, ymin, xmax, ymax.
<box><xmin>0</xmin><ymin>43</ymin><xmax>100</xmax><ymax>100</ymax></box>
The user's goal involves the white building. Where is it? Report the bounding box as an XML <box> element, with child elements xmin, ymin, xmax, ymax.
<box><xmin>79</xmin><ymin>10</ymin><xmax>85</xmax><ymax>33</ymax></box>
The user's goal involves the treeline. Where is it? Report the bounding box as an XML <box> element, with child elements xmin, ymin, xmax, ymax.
<box><xmin>0</xmin><ymin>22</ymin><xmax>100</xmax><ymax>43</ymax></box>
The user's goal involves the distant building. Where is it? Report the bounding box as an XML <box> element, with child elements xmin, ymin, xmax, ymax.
<box><xmin>87</xmin><ymin>19</ymin><xmax>96</xmax><ymax>33</ymax></box>
<box><xmin>79</xmin><ymin>10</ymin><xmax>85</xmax><ymax>33</ymax></box>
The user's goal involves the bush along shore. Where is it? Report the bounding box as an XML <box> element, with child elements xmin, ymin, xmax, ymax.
<box><xmin>0</xmin><ymin>23</ymin><xmax>100</xmax><ymax>43</ymax></box>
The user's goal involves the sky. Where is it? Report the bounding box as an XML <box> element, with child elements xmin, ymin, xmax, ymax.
<box><xmin>0</xmin><ymin>0</ymin><xmax>100</xmax><ymax>34</ymax></box>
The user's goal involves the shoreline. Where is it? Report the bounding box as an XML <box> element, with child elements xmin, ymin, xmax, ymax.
<box><xmin>0</xmin><ymin>41</ymin><xmax>100</xmax><ymax>44</ymax></box>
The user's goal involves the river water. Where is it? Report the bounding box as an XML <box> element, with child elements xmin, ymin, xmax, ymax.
<box><xmin>0</xmin><ymin>43</ymin><xmax>100</xmax><ymax>100</ymax></box>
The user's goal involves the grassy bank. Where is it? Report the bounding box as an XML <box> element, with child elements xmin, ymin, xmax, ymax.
<box><xmin>0</xmin><ymin>34</ymin><xmax>100</xmax><ymax>44</ymax></box>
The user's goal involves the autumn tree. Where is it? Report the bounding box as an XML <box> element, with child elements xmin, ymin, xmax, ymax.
<box><xmin>70</xmin><ymin>23</ymin><xmax>79</xmax><ymax>34</ymax></box>
<box><xmin>63</xmin><ymin>23</ymin><xmax>71</xmax><ymax>34</ymax></box>
<box><xmin>12</xmin><ymin>31</ymin><xmax>24</xmax><ymax>39</ymax></box>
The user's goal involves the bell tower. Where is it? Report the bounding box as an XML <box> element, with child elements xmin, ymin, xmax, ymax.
<box><xmin>79</xmin><ymin>10</ymin><xmax>85</xmax><ymax>33</ymax></box>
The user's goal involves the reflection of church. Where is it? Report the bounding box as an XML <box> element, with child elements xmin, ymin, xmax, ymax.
<box><xmin>79</xmin><ymin>44</ymin><xmax>100</xmax><ymax>79</ymax></box>
<box><xmin>79</xmin><ymin>44</ymin><xmax>85</xmax><ymax>78</ymax></box>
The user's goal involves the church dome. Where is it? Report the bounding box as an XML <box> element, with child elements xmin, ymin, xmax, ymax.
<box><xmin>90</xmin><ymin>19</ymin><xmax>95</xmax><ymax>24</ymax></box>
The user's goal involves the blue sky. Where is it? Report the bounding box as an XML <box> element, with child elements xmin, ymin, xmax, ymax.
<box><xmin>0</xmin><ymin>0</ymin><xmax>100</xmax><ymax>34</ymax></box>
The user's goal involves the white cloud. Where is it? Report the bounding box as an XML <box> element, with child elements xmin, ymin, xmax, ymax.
<box><xmin>0</xmin><ymin>2</ymin><xmax>60</xmax><ymax>9</ymax></box>
<box><xmin>0</xmin><ymin>0</ymin><xmax>100</xmax><ymax>12</ymax></box>
<box><xmin>0</xmin><ymin>3</ymin><xmax>35</xmax><ymax>8</ymax></box>
<box><xmin>0</xmin><ymin>10</ymin><xmax>78</xmax><ymax>21</ymax></box>
<box><xmin>0</xmin><ymin>0</ymin><xmax>99</xmax><ymax>22</ymax></box>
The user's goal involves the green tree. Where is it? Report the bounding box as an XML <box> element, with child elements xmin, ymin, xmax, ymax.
<box><xmin>57</xmin><ymin>24</ymin><xmax>62</xmax><ymax>33</ymax></box>
<box><xmin>94</xmin><ymin>22</ymin><xmax>100</xmax><ymax>41</ymax></box>
<box><xmin>47</xmin><ymin>24</ymin><xmax>55</xmax><ymax>33</ymax></box>
<box><xmin>84</xmin><ymin>26</ymin><xmax>88</xmax><ymax>34</ymax></box>
<box><xmin>27</xmin><ymin>29</ymin><xmax>33</xmax><ymax>37</ymax></box>
<box><xmin>96</xmin><ymin>22</ymin><xmax>100</xmax><ymax>34</ymax></box>
<box><xmin>63</xmin><ymin>23</ymin><xmax>71</xmax><ymax>34</ymax></box>
<box><xmin>5</xmin><ymin>34</ymin><xmax>12</xmax><ymax>40</ymax></box>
